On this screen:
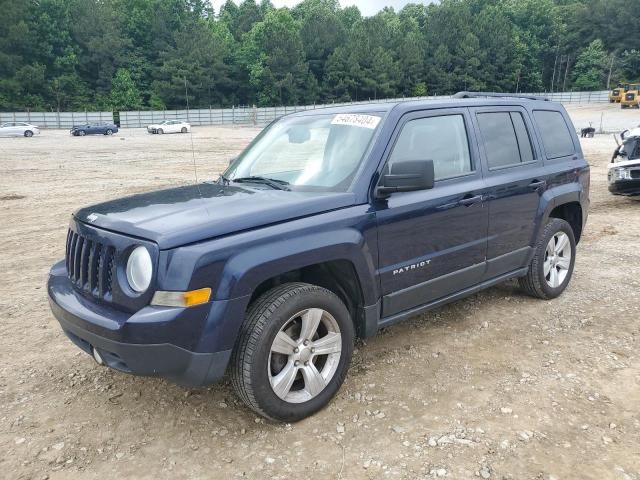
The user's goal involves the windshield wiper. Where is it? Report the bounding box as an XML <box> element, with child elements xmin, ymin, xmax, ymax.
<box><xmin>232</xmin><ymin>176</ymin><xmax>291</xmax><ymax>191</ymax></box>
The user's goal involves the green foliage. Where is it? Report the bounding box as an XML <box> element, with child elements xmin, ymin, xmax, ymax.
<box><xmin>573</xmin><ymin>39</ymin><xmax>609</xmax><ymax>90</ymax></box>
<box><xmin>109</xmin><ymin>69</ymin><xmax>142</xmax><ymax>110</ymax></box>
<box><xmin>0</xmin><ymin>0</ymin><xmax>638</xmax><ymax>111</ymax></box>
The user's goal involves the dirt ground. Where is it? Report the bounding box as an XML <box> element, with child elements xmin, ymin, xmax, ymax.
<box><xmin>0</xmin><ymin>104</ymin><xmax>639</xmax><ymax>480</ymax></box>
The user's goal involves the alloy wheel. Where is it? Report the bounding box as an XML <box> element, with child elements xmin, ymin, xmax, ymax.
<box><xmin>268</xmin><ymin>308</ymin><xmax>342</xmax><ymax>403</ymax></box>
<box><xmin>544</xmin><ymin>232</ymin><xmax>572</xmax><ymax>288</ymax></box>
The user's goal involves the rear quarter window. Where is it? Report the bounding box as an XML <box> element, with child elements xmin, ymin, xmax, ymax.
<box><xmin>533</xmin><ymin>110</ymin><xmax>575</xmax><ymax>159</ymax></box>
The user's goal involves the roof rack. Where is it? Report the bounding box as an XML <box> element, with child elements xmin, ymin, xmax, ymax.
<box><xmin>453</xmin><ymin>91</ymin><xmax>550</xmax><ymax>101</ymax></box>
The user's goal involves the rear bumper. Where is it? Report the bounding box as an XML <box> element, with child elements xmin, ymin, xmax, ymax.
<box><xmin>47</xmin><ymin>261</ymin><xmax>242</xmax><ymax>386</ymax></box>
<box><xmin>609</xmin><ymin>179</ymin><xmax>640</xmax><ymax>196</ymax></box>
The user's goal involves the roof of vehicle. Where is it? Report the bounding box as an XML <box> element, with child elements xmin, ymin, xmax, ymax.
<box><xmin>288</xmin><ymin>93</ymin><xmax>563</xmax><ymax>118</ymax></box>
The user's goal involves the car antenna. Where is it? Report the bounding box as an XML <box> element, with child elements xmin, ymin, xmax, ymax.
<box><xmin>185</xmin><ymin>76</ymin><xmax>204</xmax><ymax>198</ymax></box>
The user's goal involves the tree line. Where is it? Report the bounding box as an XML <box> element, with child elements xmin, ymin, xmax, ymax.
<box><xmin>1</xmin><ymin>0</ymin><xmax>639</xmax><ymax>112</ymax></box>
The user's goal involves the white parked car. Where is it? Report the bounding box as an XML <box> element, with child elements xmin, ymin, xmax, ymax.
<box><xmin>0</xmin><ymin>122</ymin><xmax>40</xmax><ymax>137</ymax></box>
<box><xmin>147</xmin><ymin>120</ymin><xmax>191</xmax><ymax>134</ymax></box>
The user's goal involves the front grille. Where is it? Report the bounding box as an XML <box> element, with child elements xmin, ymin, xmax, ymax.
<box><xmin>65</xmin><ymin>229</ymin><xmax>116</xmax><ymax>300</ymax></box>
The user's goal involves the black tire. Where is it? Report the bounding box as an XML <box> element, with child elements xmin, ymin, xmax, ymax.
<box><xmin>157</xmin><ymin>128</ymin><xmax>164</xmax><ymax>134</ymax></box>
<box><xmin>231</xmin><ymin>282</ymin><xmax>354</xmax><ymax>422</ymax></box>
<box><xmin>79</xmin><ymin>130</ymin><xmax>86</xmax><ymax>136</ymax></box>
<box><xmin>106</xmin><ymin>129</ymin><xmax>113</xmax><ymax>135</ymax></box>
<box><xmin>519</xmin><ymin>218</ymin><xmax>576</xmax><ymax>300</ymax></box>
<box><xmin>24</xmin><ymin>130</ymin><xmax>33</xmax><ymax>137</ymax></box>
<box><xmin>181</xmin><ymin>127</ymin><xmax>187</xmax><ymax>133</ymax></box>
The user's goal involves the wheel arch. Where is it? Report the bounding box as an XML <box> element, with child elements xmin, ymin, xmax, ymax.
<box><xmin>548</xmin><ymin>201</ymin><xmax>583</xmax><ymax>243</ymax></box>
<box><xmin>249</xmin><ymin>259</ymin><xmax>369</xmax><ymax>338</ymax></box>
<box><xmin>539</xmin><ymin>183</ymin><xmax>586</xmax><ymax>244</ymax></box>
<box><xmin>212</xmin><ymin>229</ymin><xmax>379</xmax><ymax>339</ymax></box>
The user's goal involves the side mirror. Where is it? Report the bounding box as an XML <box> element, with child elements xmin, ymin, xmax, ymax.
<box><xmin>621</xmin><ymin>129</ymin><xmax>630</xmax><ymax>140</ymax></box>
<box><xmin>376</xmin><ymin>160</ymin><xmax>435</xmax><ymax>198</ymax></box>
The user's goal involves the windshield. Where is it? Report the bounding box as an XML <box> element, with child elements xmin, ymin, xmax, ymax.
<box><xmin>224</xmin><ymin>113</ymin><xmax>382</xmax><ymax>192</ymax></box>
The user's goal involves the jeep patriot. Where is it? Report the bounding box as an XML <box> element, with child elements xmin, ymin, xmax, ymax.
<box><xmin>48</xmin><ymin>92</ymin><xmax>590</xmax><ymax>421</ymax></box>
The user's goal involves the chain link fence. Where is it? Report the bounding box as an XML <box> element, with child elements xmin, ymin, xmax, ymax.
<box><xmin>0</xmin><ymin>90</ymin><xmax>610</xmax><ymax>129</ymax></box>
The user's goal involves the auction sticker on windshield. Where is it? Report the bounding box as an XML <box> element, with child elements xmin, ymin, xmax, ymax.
<box><xmin>331</xmin><ymin>114</ymin><xmax>381</xmax><ymax>129</ymax></box>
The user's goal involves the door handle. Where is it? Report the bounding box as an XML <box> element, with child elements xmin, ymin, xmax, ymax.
<box><xmin>529</xmin><ymin>180</ymin><xmax>547</xmax><ymax>190</ymax></box>
<box><xmin>458</xmin><ymin>194</ymin><xmax>483</xmax><ymax>207</ymax></box>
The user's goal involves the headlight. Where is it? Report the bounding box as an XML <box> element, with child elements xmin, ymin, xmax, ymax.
<box><xmin>126</xmin><ymin>246</ymin><xmax>153</xmax><ymax>293</ymax></box>
<box><xmin>613</xmin><ymin>168</ymin><xmax>631</xmax><ymax>181</ymax></box>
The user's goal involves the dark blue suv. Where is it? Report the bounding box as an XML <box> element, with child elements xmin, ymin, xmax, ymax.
<box><xmin>48</xmin><ymin>93</ymin><xmax>590</xmax><ymax>421</ymax></box>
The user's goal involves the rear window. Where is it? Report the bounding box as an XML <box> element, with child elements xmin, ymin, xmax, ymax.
<box><xmin>533</xmin><ymin>110</ymin><xmax>575</xmax><ymax>159</ymax></box>
<box><xmin>477</xmin><ymin>112</ymin><xmax>535</xmax><ymax>169</ymax></box>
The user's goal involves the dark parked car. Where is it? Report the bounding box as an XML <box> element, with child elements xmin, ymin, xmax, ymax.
<box><xmin>70</xmin><ymin>122</ymin><xmax>118</xmax><ymax>136</ymax></box>
<box><xmin>48</xmin><ymin>93</ymin><xmax>589</xmax><ymax>421</ymax></box>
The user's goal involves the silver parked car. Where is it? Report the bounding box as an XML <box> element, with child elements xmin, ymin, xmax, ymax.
<box><xmin>0</xmin><ymin>122</ymin><xmax>40</xmax><ymax>137</ymax></box>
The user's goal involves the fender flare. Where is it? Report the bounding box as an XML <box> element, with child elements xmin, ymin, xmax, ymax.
<box><xmin>532</xmin><ymin>183</ymin><xmax>585</xmax><ymax>251</ymax></box>
<box><xmin>218</xmin><ymin>227</ymin><xmax>379</xmax><ymax>306</ymax></box>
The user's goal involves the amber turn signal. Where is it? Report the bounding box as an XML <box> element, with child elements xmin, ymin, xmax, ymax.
<box><xmin>151</xmin><ymin>288</ymin><xmax>212</xmax><ymax>307</ymax></box>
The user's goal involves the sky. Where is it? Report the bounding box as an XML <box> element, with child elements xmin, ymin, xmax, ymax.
<box><xmin>210</xmin><ymin>0</ymin><xmax>432</xmax><ymax>17</ymax></box>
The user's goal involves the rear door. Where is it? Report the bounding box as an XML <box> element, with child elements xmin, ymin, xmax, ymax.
<box><xmin>375</xmin><ymin>108</ymin><xmax>489</xmax><ymax>317</ymax></box>
<box><xmin>15</xmin><ymin>122</ymin><xmax>27</xmax><ymax>135</ymax></box>
<box><xmin>470</xmin><ymin>106</ymin><xmax>544</xmax><ymax>278</ymax></box>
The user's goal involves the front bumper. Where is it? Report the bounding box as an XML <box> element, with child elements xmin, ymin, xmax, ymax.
<box><xmin>47</xmin><ymin>261</ymin><xmax>242</xmax><ymax>386</ymax></box>
<box><xmin>609</xmin><ymin>178</ymin><xmax>640</xmax><ymax>196</ymax></box>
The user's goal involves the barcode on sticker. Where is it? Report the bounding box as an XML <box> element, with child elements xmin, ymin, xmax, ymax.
<box><xmin>331</xmin><ymin>114</ymin><xmax>381</xmax><ymax>129</ymax></box>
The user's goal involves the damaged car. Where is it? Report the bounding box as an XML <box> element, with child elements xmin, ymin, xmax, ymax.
<box><xmin>610</xmin><ymin>127</ymin><xmax>640</xmax><ymax>196</ymax></box>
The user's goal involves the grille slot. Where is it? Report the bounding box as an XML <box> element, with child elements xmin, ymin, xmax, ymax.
<box><xmin>65</xmin><ymin>229</ymin><xmax>115</xmax><ymax>300</ymax></box>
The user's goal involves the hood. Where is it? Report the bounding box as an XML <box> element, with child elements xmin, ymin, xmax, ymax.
<box><xmin>74</xmin><ymin>183</ymin><xmax>357</xmax><ymax>249</ymax></box>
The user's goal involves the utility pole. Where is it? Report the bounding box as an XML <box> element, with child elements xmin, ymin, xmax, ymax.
<box><xmin>563</xmin><ymin>55</ymin><xmax>570</xmax><ymax>92</ymax></box>
<box><xmin>550</xmin><ymin>46</ymin><xmax>559</xmax><ymax>94</ymax></box>
<box><xmin>607</xmin><ymin>54</ymin><xmax>615</xmax><ymax>90</ymax></box>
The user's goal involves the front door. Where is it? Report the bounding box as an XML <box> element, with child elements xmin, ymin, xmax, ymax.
<box><xmin>375</xmin><ymin>109</ymin><xmax>489</xmax><ymax>318</ymax></box>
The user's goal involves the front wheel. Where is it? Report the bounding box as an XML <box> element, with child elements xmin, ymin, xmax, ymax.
<box><xmin>106</xmin><ymin>129</ymin><xmax>113</xmax><ymax>135</ymax></box>
<box><xmin>231</xmin><ymin>283</ymin><xmax>354</xmax><ymax>422</ymax></box>
<box><xmin>157</xmin><ymin>128</ymin><xmax>164</xmax><ymax>134</ymax></box>
<box><xmin>181</xmin><ymin>127</ymin><xmax>187</xmax><ymax>133</ymax></box>
<box><xmin>519</xmin><ymin>218</ymin><xmax>576</xmax><ymax>299</ymax></box>
<box><xmin>24</xmin><ymin>130</ymin><xmax>33</xmax><ymax>137</ymax></box>
<box><xmin>78</xmin><ymin>130</ymin><xmax>86</xmax><ymax>136</ymax></box>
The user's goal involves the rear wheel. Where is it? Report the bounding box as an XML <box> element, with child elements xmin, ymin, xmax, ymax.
<box><xmin>24</xmin><ymin>130</ymin><xmax>33</xmax><ymax>137</ymax></box>
<box><xmin>231</xmin><ymin>283</ymin><xmax>354</xmax><ymax>422</ymax></box>
<box><xmin>519</xmin><ymin>218</ymin><xmax>576</xmax><ymax>299</ymax></box>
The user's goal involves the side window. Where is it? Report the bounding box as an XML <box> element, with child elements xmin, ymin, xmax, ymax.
<box><xmin>477</xmin><ymin>112</ymin><xmax>534</xmax><ymax>169</ymax></box>
<box><xmin>389</xmin><ymin>114</ymin><xmax>472</xmax><ymax>180</ymax></box>
<box><xmin>533</xmin><ymin>110</ymin><xmax>575</xmax><ymax>159</ymax></box>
